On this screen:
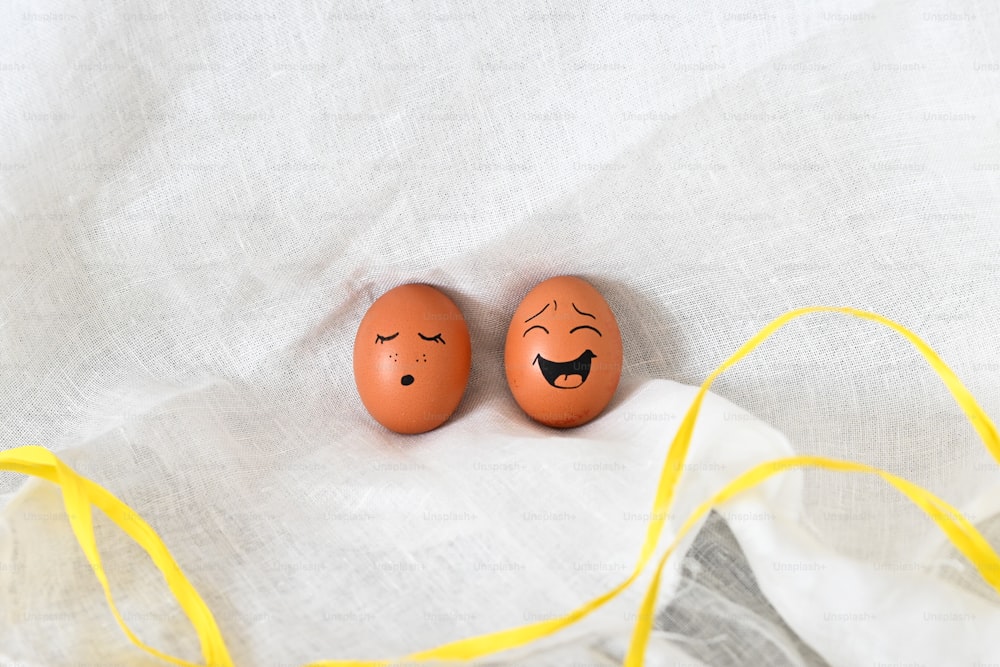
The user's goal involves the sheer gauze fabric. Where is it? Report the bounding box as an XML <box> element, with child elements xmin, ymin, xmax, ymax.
<box><xmin>2</xmin><ymin>1</ymin><xmax>999</xmax><ymax>665</ymax></box>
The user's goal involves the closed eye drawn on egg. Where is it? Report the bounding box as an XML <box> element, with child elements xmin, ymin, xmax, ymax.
<box><xmin>523</xmin><ymin>325</ymin><xmax>550</xmax><ymax>337</ymax></box>
<box><xmin>572</xmin><ymin>303</ymin><xmax>596</xmax><ymax>319</ymax></box>
<box><xmin>375</xmin><ymin>332</ymin><xmax>399</xmax><ymax>344</ymax></box>
<box><xmin>419</xmin><ymin>332</ymin><xmax>446</xmax><ymax>344</ymax></box>
<box><xmin>569</xmin><ymin>325</ymin><xmax>602</xmax><ymax>336</ymax></box>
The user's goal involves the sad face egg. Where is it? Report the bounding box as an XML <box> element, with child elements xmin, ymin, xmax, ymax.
<box><xmin>354</xmin><ymin>284</ymin><xmax>472</xmax><ymax>434</ymax></box>
<box><xmin>504</xmin><ymin>276</ymin><xmax>622</xmax><ymax>428</ymax></box>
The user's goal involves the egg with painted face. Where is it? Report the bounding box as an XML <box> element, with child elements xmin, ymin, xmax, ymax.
<box><xmin>504</xmin><ymin>276</ymin><xmax>622</xmax><ymax>428</ymax></box>
<box><xmin>354</xmin><ymin>284</ymin><xmax>472</xmax><ymax>434</ymax></box>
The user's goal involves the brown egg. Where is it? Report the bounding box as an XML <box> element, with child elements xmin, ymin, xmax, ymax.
<box><xmin>354</xmin><ymin>284</ymin><xmax>472</xmax><ymax>434</ymax></box>
<box><xmin>504</xmin><ymin>276</ymin><xmax>622</xmax><ymax>428</ymax></box>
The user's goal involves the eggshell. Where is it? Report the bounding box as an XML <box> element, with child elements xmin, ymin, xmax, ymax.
<box><xmin>353</xmin><ymin>284</ymin><xmax>471</xmax><ymax>434</ymax></box>
<box><xmin>504</xmin><ymin>276</ymin><xmax>622</xmax><ymax>428</ymax></box>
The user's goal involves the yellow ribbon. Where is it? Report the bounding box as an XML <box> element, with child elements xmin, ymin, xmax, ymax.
<box><xmin>623</xmin><ymin>455</ymin><xmax>1000</xmax><ymax>665</ymax></box>
<box><xmin>1</xmin><ymin>306</ymin><xmax>997</xmax><ymax>666</ymax></box>
<box><xmin>0</xmin><ymin>445</ymin><xmax>233</xmax><ymax>667</ymax></box>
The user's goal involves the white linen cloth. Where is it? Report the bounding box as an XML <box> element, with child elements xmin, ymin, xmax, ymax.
<box><xmin>2</xmin><ymin>1</ymin><xmax>999</xmax><ymax>664</ymax></box>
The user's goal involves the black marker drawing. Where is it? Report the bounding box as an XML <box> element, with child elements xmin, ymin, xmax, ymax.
<box><xmin>569</xmin><ymin>325</ymin><xmax>602</xmax><ymax>336</ymax></box>
<box><xmin>532</xmin><ymin>349</ymin><xmax>596</xmax><ymax>389</ymax></box>
<box><xmin>418</xmin><ymin>332</ymin><xmax>446</xmax><ymax>344</ymax></box>
<box><xmin>525</xmin><ymin>303</ymin><xmax>550</xmax><ymax>323</ymax></box>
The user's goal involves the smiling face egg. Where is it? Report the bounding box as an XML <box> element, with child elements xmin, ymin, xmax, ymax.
<box><xmin>353</xmin><ymin>284</ymin><xmax>471</xmax><ymax>434</ymax></box>
<box><xmin>504</xmin><ymin>276</ymin><xmax>622</xmax><ymax>428</ymax></box>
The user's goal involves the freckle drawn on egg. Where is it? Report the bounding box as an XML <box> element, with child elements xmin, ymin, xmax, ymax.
<box><xmin>504</xmin><ymin>276</ymin><xmax>622</xmax><ymax>428</ymax></box>
<box><xmin>353</xmin><ymin>284</ymin><xmax>472</xmax><ymax>434</ymax></box>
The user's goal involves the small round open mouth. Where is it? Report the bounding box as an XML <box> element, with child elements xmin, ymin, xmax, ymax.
<box><xmin>401</xmin><ymin>374</ymin><xmax>414</xmax><ymax>386</ymax></box>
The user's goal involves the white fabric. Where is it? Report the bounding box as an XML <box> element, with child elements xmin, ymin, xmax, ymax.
<box><xmin>2</xmin><ymin>1</ymin><xmax>1000</xmax><ymax>664</ymax></box>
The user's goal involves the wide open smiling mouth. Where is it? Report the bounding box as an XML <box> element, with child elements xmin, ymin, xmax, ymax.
<box><xmin>532</xmin><ymin>350</ymin><xmax>597</xmax><ymax>389</ymax></box>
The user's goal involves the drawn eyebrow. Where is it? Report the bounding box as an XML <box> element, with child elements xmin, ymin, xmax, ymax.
<box><xmin>375</xmin><ymin>332</ymin><xmax>399</xmax><ymax>344</ymax></box>
<box><xmin>522</xmin><ymin>325</ymin><xmax>550</xmax><ymax>337</ymax></box>
<box><xmin>418</xmin><ymin>332</ymin><xmax>446</xmax><ymax>344</ymax></box>
<box><xmin>572</xmin><ymin>303</ymin><xmax>596</xmax><ymax>319</ymax></box>
<box><xmin>569</xmin><ymin>325</ymin><xmax>602</xmax><ymax>336</ymax></box>
<box><xmin>524</xmin><ymin>303</ymin><xmax>550</xmax><ymax>323</ymax></box>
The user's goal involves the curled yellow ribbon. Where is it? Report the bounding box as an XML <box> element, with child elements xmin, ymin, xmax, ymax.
<box><xmin>0</xmin><ymin>445</ymin><xmax>233</xmax><ymax>667</ymax></box>
<box><xmin>1</xmin><ymin>306</ymin><xmax>997</xmax><ymax>666</ymax></box>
